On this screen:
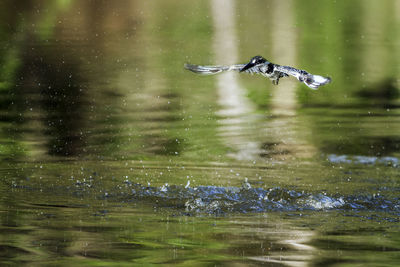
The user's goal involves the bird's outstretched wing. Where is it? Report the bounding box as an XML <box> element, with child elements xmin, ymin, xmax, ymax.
<box><xmin>184</xmin><ymin>63</ymin><xmax>261</xmax><ymax>75</ymax></box>
<box><xmin>184</xmin><ymin>62</ymin><xmax>331</xmax><ymax>89</ymax></box>
<box><xmin>275</xmin><ymin>65</ymin><xmax>331</xmax><ymax>90</ymax></box>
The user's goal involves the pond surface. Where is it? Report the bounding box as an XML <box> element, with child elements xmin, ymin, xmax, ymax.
<box><xmin>1</xmin><ymin>0</ymin><xmax>400</xmax><ymax>266</ymax></box>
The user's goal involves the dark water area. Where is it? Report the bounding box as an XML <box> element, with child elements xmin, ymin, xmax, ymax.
<box><xmin>1</xmin><ymin>0</ymin><xmax>400</xmax><ymax>266</ymax></box>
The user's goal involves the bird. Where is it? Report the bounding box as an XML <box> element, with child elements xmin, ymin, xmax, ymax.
<box><xmin>184</xmin><ymin>55</ymin><xmax>331</xmax><ymax>90</ymax></box>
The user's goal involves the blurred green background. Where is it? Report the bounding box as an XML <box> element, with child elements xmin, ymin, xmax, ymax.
<box><xmin>0</xmin><ymin>0</ymin><xmax>399</xmax><ymax>266</ymax></box>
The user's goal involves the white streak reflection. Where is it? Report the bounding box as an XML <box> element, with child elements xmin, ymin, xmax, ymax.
<box><xmin>211</xmin><ymin>0</ymin><xmax>260</xmax><ymax>161</ymax></box>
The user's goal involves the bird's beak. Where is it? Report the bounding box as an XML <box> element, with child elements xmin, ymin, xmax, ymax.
<box><xmin>240</xmin><ymin>62</ymin><xmax>256</xmax><ymax>72</ymax></box>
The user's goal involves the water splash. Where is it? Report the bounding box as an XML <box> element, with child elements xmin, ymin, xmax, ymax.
<box><xmin>124</xmin><ymin>182</ymin><xmax>399</xmax><ymax>216</ymax></box>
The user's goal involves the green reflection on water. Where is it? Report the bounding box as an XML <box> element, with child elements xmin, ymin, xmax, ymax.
<box><xmin>0</xmin><ymin>0</ymin><xmax>399</xmax><ymax>266</ymax></box>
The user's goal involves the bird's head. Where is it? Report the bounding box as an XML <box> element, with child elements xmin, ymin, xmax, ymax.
<box><xmin>240</xmin><ymin>56</ymin><xmax>267</xmax><ymax>72</ymax></box>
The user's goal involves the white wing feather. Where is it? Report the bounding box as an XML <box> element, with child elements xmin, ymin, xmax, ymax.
<box><xmin>275</xmin><ymin>65</ymin><xmax>331</xmax><ymax>90</ymax></box>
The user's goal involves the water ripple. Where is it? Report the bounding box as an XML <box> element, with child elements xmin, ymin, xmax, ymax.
<box><xmin>327</xmin><ymin>154</ymin><xmax>399</xmax><ymax>167</ymax></box>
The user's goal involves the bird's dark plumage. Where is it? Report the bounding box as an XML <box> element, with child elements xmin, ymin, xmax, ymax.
<box><xmin>185</xmin><ymin>55</ymin><xmax>331</xmax><ymax>90</ymax></box>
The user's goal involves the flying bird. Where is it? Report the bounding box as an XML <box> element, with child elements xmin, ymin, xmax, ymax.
<box><xmin>184</xmin><ymin>55</ymin><xmax>331</xmax><ymax>90</ymax></box>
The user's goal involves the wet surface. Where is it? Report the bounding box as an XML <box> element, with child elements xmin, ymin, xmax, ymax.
<box><xmin>0</xmin><ymin>0</ymin><xmax>400</xmax><ymax>266</ymax></box>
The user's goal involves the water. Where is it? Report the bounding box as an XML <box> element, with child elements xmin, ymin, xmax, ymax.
<box><xmin>1</xmin><ymin>0</ymin><xmax>400</xmax><ymax>266</ymax></box>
